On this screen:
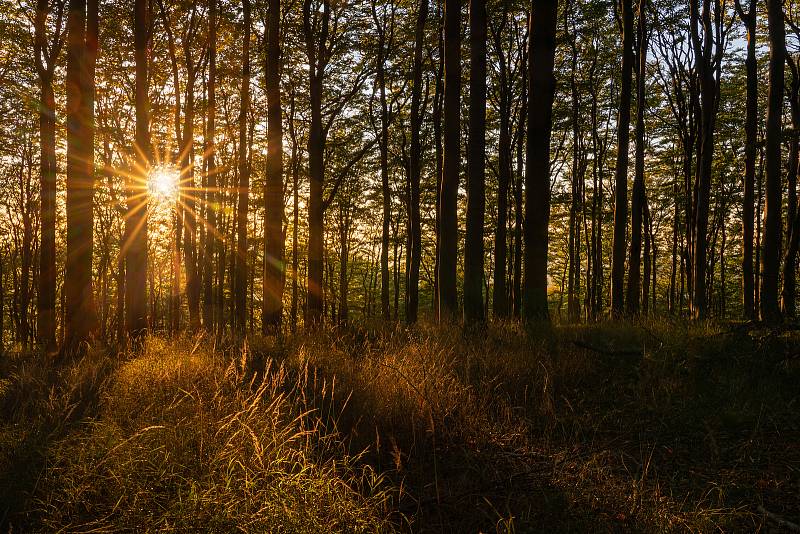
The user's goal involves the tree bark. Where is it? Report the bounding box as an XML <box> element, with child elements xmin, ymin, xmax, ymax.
<box><xmin>406</xmin><ymin>0</ymin><xmax>427</xmax><ymax>324</ymax></box>
<box><xmin>464</xmin><ymin>0</ymin><xmax>486</xmax><ymax>324</ymax></box>
<box><xmin>263</xmin><ymin>0</ymin><xmax>284</xmax><ymax>332</ymax></box>
<box><xmin>610</xmin><ymin>0</ymin><xmax>634</xmax><ymax>317</ymax></box>
<box><xmin>761</xmin><ymin>0</ymin><xmax>784</xmax><ymax>323</ymax></box>
<box><xmin>735</xmin><ymin>0</ymin><xmax>757</xmax><ymax>320</ymax></box>
<box><xmin>437</xmin><ymin>0</ymin><xmax>460</xmax><ymax>322</ymax></box>
<box><xmin>34</xmin><ymin>0</ymin><xmax>63</xmax><ymax>352</ymax></box>
<box><xmin>522</xmin><ymin>0</ymin><xmax>557</xmax><ymax>322</ymax></box>
<box><xmin>626</xmin><ymin>0</ymin><xmax>647</xmax><ymax>317</ymax></box>
<box><xmin>127</xmin><ymin>0</ymin><xmax>150</xmax><ymax>344</ymax></box>
<box><xmin>64</xmin><ymin>0</ymin><xmax>98</xmax><ymax>352</ymax></box>
<box><xmin>203</xmin><ymin>0</ymin><xmax>218</xmax><ymax>332</ymax></box>
<box><xmin>235</xmin><ymin>0</ymin><xmax>251</xmax><ymax>334</ymax></box>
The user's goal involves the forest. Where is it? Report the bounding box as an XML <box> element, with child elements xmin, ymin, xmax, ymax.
<box><xmin>0</xmin><ymin>0</ymin><xmax>799</xmax><ymax>531</ymax></box>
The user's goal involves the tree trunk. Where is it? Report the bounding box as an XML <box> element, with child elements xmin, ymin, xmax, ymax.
<box><xmin>64</xmin><ymin>0</ymin><xmax>98</xmax><ymax>352</ymax></box>
<box><xmin>203</xmin><ymin>0</ymin><xmax>218</xmax><ymax>332</ymax></box>
<box><xmin>34</xmin><ymin>0</ymin><xmax>60</xmax><ymax>351</ymax></box>
<box><xmin>522</xmin><ymin>0</ymin><xmax>557</xmax><ymax>322</ymax></box>
<box><xmin>610</xmin><ymin>0</ymin><xmax>634</xmax><ymax>317</ymax></box>
<box><xmin>437</xmin><ymin>0</ymin><xmax>460</xmax><ymax>322</ymax></box>
<box><xmin>736</xmin><ymin>0</ymin><xmax>757</xmax><ymax>320</ymax></box>
<box><xmin>263</xmin><ymin>0</ymin><xmax>284</xmax><ymax>333</ymax></box>
<box><xmin>626</xmin><ymin>0</ymin><xmax>647</xmax><ymax>317</ymax></box>
<box><xmin>235</xmin><ymin>0</ymin><xmax>251</xmax><ymax>334</ymax></box>
<box><xmin>464</xmin><ymin>0</ymin><xmax>486</xmax><ymax>324</ymax></box>
<box><xmin>760</xmin><ymin>0</ymin><xmax>784</xmax><ymax>323</ymax></box>
<box><xmin>127</xmin><ymin>0</ymin><xmax>149</xmax><ymax>344</ymax></box>
<box><xmin>406</xmin><ymin>0</ymin><xmax>427</xmax><ymax>324</ymax></box>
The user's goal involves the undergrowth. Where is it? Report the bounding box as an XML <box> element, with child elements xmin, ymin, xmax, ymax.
<box><xmin>1</xmin><ymin>320</ymin><xmax>798</xmax><ymax>532</ymax></box>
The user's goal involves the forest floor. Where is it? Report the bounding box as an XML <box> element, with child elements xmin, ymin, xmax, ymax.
<box><xmin>1</xmin><ymin>320</ymin><xmax>799</xmax><ymax>533</ymax></box>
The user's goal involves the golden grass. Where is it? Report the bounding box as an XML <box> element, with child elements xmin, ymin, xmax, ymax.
<box><xmin>1</xmin><ymin>320</ymin><xmax>798</xmax><ymax>532</ymax></box>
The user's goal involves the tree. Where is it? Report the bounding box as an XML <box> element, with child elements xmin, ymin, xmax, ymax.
<box><xmin>262</xmin><ymin>0</ymin><xmax>284</xmax><ymax>332</ymax></box>
<box><xmin>203</xmin><ymin>0</ymin><xmax>218</xmax><ymax>332</ymax></box>
<box><xmin>406</xmin><ymin>0</ymin><xmax>427</xmax><ymax>324</ymax></box>
<box><xmin>303</xmin><ymin>0</ymin><xmax>331</xmax><ymax>324</ymax></box>
<box><xmin>522</xmin><ymin>0</ymin><xmax>557</xmax><ymax>322</ymax></box>
<box><xmin>610</xmin><ymin>0</ymin><xmax>634</xmax><ymax>317</ymax></box>
<box><xmin>464</xmin><ymin>0</ymin><xmax>486</xmax><ymax>324</ymax></box>
<box><xmin>437</xmin><ymin>0</ymin><xmax>460</xmax><ymax>322</ymax></box>
<box><xmin>734</xmin><ymin>0</ymin><xmax>757</xmax><ymax>320</ymax></box>
<box><xmin>34</xmin><ymin>0</ymin><xmax>64</xmax><ymax>352</ymax></box>
<box><xmin>373</xmin><ymin>0</ymin><xmax>395</xmax><ymax>322</ymax></box>
<box><xmin>63</xmin><ymin>0</ymin><xmax>98</xmax><ymax>352</ymax></box>
<box><xmin>626</xmin><ymin>0</ymin><xmax>647</xmax><ymax>317</ymax></box>
<box><xmin>689</xmin><ymin>0</ymin><xmax>726</xmax><ymax>320</ymax></box>
<box><xmin>235</xmin><ymin>0</ymin><xmax>251</xmax><ymax>333</ymax></box>
<box><xmin>126</xmin><ymin>0</ymin><xmax>149</xmax><ymax>343</ymax></box>
<box><xmin>761</xmin><ymin>0</ymin><xmax>784</xmax><ymax>323</ymax></box>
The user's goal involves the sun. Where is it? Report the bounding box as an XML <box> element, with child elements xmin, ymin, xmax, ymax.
<box><xmin>149</xmin><ymin>165</ymin><xmax>179</xmax><ymax>201</ymax></box>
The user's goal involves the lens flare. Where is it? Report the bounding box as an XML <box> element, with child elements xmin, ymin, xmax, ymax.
<box><xmin>149</xmin><ymin>165</ymin><xmax>179</xmax><ymax>201</ymax></box>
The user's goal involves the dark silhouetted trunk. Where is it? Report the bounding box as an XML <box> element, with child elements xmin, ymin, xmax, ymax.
<box><xmin>464</xmin><ymin>0</ymin><xmax>486</xmax><ymax>324</ymax></box>
<box><xmin>64</xmin><ymin>0</ymin><xmax>98</xmax><ymax>352</ymax></box>
<box><xmin>34</xmin><ymin>0</ymin><xmax>63</xmax><ymax>351</ymax></box>
<box><xmin>437</xmin><ymin>0</ymin><xmax>460</xmax><ymax>322</ymax></box>
<box><xmin>127</xmin><ymin>0</ymin><xmax>149</xmax><ymax>344</ymax></box>
<box><xmin>235</xmin><ymin>0</ymin><xmax>251</xmax><ymax>334</ymax></box>
<box><xmin>263</xmin><ymin>0</ymin><xmax>284</xmax><ymax>332</ymax></box>
<box><xmin>610</xmin><ymin>0</ymin><xmax>634</xmax><ymax>317</ymax></box>
<box><xmin>522</xmin><ymin>0</ymin><xmax>557</xmax><ymax>322</ymax></box>
<box><xmin>760</xmin><ymin>0</ymin><xmax>784</xmax><ymax>323</ymax></box>
<box><xmin>406</xmin><ymin>0</ymin><xmax>427</xmax><ymax>324</ymax></box>
<box><xmin>626</xmin><ymin>0</ymin><xmax>647</xmax><ymax>317</ymax></box>
<box><xmin>203</xmin><ymin>0</ymin><xmax>217</xmax><ymax>332</ymax></box>
<box><xmin>735</xmin><ymin>0</ymin><xmax>757</xmax><ymax>320</ymax></box>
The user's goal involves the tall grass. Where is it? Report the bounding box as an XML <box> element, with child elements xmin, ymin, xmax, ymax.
<box><xmin>1</xmin><ymin>320</ymin><xmax>798</xmax><ymax>532</ymax></box>
<box><xmin>1</xmin><ymin>337</ymin><xmax>395</xmax><ymax>532</ymax></box>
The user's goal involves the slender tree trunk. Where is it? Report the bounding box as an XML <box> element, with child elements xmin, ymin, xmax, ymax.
<box><xmin>289</xmin><ymin>91</ymin><xmax>300</xmax><ymax>332</ymax></box>
<box><xmin>522</xmin><ymin>0</ymin><xmax>557</xmax><ymax>322</ymax></box>
<box><xmin>34</xmin><ymin>0</ymin><xmax>60</xmax><ymax>351</ymax></box>
<box><xmin>760</xmin><ymin>0</ymin><xmax>784</xmax><ymax>323</ymax></box>
<box><xmin>406</xmin><ymin>0</ymin><xmax>427</xmax><ymax>324</ymax></box>
<box><xmin>626</xmin><ymin>0</ymin><xmax>647</xmax><ymax>317</ymax></box>
<box><xmin>437</xmin><ymin>0</ymin><xmax>460</xmax><ymax>322</ymax></box>
<box><xmin>304</xmin><ymin>0</ymin><xmax>330</xmax><ymax>324</ymax></box>
<box><xmin>235</xmin><ymin>0</ymin><xmax>251</xmax><ymax>334</ymax></box>
<box><xmin>263</xmin><ymin>0</ymin><xmax>284</xmax><ymax>333</ymax></box>
<box><xmin>375</xmin><ymin>3</ymin><xmax>392</xmax><ymax>322</ymax></box>
<box><xmin>203</xmin><ymin>0</ymin><xmax>217</xmax><ymax>331</ymax></box>
<box><xmin>127</xmin><ymin>0</ymin><xmax>150</xmax><ymax>344</ymax></box>
<box><xmin>464</xmin><ymin>0</ymin><xmax>486</xmax><ymax>324</ymax></box>
<box><xmin>513</xmin><ymin>50</ymin><xmax>526</xmax><ymax>319</ymax></box>
<box><xmin>610</xmin><ymin>0</ymin><xmax>634</xmax><ymax>317</ymax></box>
<box><xmin>736</xmin><ymin>0</ymin><xmax>757</xmax><ymax>320</ymax></box>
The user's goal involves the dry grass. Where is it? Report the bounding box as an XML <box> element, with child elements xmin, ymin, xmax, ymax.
<box><xmin>1</xmin><ymin>320</ymin><xmax>798</xmax><ymax>532</ymax></box>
